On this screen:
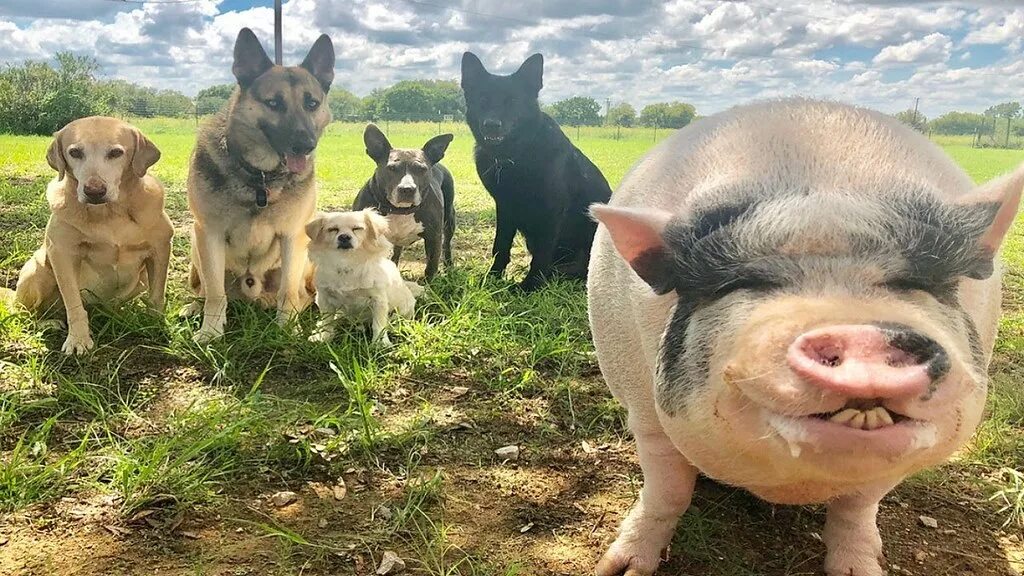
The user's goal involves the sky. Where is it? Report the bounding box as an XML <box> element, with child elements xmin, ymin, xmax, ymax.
<box><xmin>0</xmin><ymin>0</ymin><xmax>1021</xmax><ymax>118</ymax></box>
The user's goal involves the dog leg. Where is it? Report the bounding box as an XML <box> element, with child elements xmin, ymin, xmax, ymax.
<box><xmin>423</xmin><ymin>229</ymin><xmax>442</xmax><ymax>280</ymax></box>
<box><xmin>369</xmin><ymin>294</ymin><xmax>391</xmax><ymax>347</ymax></box>
<box><xmin>520</xmin><ymin>235</ymin><xmax>557</xmax><ymax>292</ymax></box>
<box><xmin>44</xmin><ymin>240</ymin><xmax>93</xmax><ymax>355</ymax></box>
<box><xmin>488</xmin><ymin>207</ymin><xmax>515</xmax><ymax>278</ymax></box>
<box><xmin>14</xmin><ymin>248</ymin><xmax>59</xmax><ymax>314</ymax></box>
<box><xmin>193</xmin><ymin>226</ymin><xmax>228</xmax><ymax>343</ymax></box>
<box><xmin>309</xmin><ymin>300</ymin><xmax>338</xmax><ymax>343</ymax></box>
<box><xmin>145</xmin><ymin>234</ymin><xmax>172</xmax><ymax>312</ymax></box>
<box><xmin>276</xmin><ymin>233</ymin><xmax>307</xmax><ymax>329</ymax></box>
<box><xmin>442</xmin><ymin>203</ymin><xmax>455</xmax><ymax>269</ymax></box>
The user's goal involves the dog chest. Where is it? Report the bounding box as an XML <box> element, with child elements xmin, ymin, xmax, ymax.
<box><xmin>386</xmin><ymin>214</ymin><xmax>424</xmax><ymax>247</ymax></box>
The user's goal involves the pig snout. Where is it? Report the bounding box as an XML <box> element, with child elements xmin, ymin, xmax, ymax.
<box><xmin>787</xmin><ymin>324</ymin><xmax>948</xmax><ymax>400</ymax></box>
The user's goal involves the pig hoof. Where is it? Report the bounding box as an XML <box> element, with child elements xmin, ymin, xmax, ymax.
<box><xmin>595</xmin><ymin>538</ymin><xmax>665</xmax><ymax>576</ymax></box>
<box><xmin>824</xmin><ymin>550</ymin><xmax>885</xmax><ymax>576</ymax></box>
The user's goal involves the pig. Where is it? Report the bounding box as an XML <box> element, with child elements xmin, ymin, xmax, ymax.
<box><xmin>587</xmin><ymin>98</ymin><xmax>1023</xmax><ymax>576</ymax></box>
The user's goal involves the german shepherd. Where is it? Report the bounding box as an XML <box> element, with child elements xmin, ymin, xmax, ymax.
<box><xmin>185</xmin><ymin>28</ymin><xmax>334</xmax><ymax>343</ymax></box>
<box><xmin>461</xmin><ymin>52</ymin><xmax>613</xmax><ymax>292</ymax></box>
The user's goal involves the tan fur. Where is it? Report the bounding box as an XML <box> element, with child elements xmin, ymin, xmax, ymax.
<box><xmin>588</xmin><ymin>98</ymin><xmax>1023</xmax><ymax>576</ymax></box>
<box><xmin>185</xmin><ymin>29</ymin><xmax>333</xmax><ymax>342</ymax></box>
<box><xmin>15</xmin><ymin>116</ymin><xmax>172</xmax><ymax>355</ymax></box>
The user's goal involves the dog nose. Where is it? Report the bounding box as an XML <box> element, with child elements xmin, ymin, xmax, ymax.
<box><xmin>83</xmin><ymin>180</ymin><xmax>107</xmax><ymax>198</ymax></box>
<box><xmin>397</xmin><ymin>185</ymin><xmax>417</xmax><ymax>197</ymax></box>
<box><xmin>787</xmin><ymin>324</ymin><xmax>948</xmax><ymax>400</ymax></box>
<box><xmin>290</xmin><ymin>136</ymin><xmax>316</xmax><ymax>156</ymax></box>
<box><xmin>337</xmin><ymin>234</ymin><xmax>352</xmax><ymax>249</ymax></box>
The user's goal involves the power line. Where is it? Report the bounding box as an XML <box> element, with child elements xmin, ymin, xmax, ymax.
<box><xmin>101</xmin><ymin>0</ymin><xmax>206</xmax><ymax>4</ymax></box>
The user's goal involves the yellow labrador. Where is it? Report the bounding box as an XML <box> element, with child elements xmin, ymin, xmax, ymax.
<box><xmin>15</xmin><ymin>116</ymin><xmax>172</xmax><ymax>355</ymax></box>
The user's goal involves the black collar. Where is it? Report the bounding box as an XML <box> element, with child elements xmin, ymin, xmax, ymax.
<box><xmin>369</xmin><ymin>183</ymin><xmax>419</xmax><ymax>216</ymax></box>
<box><xmin>226</xmin><ymin>140</ymin><xmax>290</xmax><ymax>209</ymax></box>
<box><xmin>482</xmin><ymin>156</ymin><xmax>516</xmax><ymax>183</ymax></box>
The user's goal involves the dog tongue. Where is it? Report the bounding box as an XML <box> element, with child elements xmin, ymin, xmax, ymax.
<box><xmin>285</xmin><ymin>154</ymin><xmax>308</xmax><ymax>174</ymax></box>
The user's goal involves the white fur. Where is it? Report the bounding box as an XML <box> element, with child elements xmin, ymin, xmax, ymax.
<box><xmin>307</xmin><ymin>210</ymin><xmax>422</xmax><ymax>345</ymax></box>
<box><xmin>386</xmin><ymin>213</ymin><xmax>425</xmax><ymax>247</ymax></box>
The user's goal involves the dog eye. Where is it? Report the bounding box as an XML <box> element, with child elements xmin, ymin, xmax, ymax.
<box><xmin>411</xmin><ymin>164</ymin><xmax>427</xmax><ymax>173</ymax></box>
<box><xmin>326</xmin><ymin>227</ymin><xmax>339</xmax><ymax>233</ymax></box>
<box><xmin>304</xmin><ymin>95</ymin><xmax>320</xmax><ymax>111</ymax></box>
<box><xmin>107</xmin><ymin>148</ymin><xmax>124</xmax><ymax>160</ymax></box>
<box><xmin>263</xmin><ymin>98</ymin><xmax>284</xmax><ymax>111</ymax></box>
<box><xmin>68</xmin><ymin>148</ymin><xmax>84</xmax><ymax>160</ymax></box>
<box><xmin>387</xmin><ymin>164</ymin><xmax>401</xmax><ymax>172</ymax></box>
<box><xmin>352</xmin><ymin>226</ymin><xmax>364</xmax><ymax>232</ymax></box>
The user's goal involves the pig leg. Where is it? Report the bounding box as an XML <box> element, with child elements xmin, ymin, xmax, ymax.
<box><xmin>597</xmin><ymin>425</ymin><xmax>698</xmax><ymax>576</ymax></box>
<box><xmin>823</xmin><ymin>482</ymin><xmax>897</xmax><ymax>576</ymax></box>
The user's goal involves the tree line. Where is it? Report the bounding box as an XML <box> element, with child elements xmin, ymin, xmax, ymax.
<box><xmin>893</xmin><ymin>101</ymin><xmax>1024</xmax><ymax>146</ymax></box>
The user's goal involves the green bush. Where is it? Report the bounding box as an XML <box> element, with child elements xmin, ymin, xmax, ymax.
<box><xmin>0</xmin><ymin>53</ymin><xmax>107</xmax><ymax>135</ymax></box>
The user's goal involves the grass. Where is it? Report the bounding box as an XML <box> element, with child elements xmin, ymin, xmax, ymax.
<box><xmin>1</xmin><ymin>118</ymin><xmax>1023</xmax><ymax>575</ymax></box>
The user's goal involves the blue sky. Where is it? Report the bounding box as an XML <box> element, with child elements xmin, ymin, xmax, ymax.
<box><xmin>0</xmin><ymin>1</ymin><xmax>1021</xmax><ymax>117</ymax></box>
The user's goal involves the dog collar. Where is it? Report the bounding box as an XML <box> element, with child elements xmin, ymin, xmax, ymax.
<box><xmin>483</xmin><ymin>157</ymin><xmax>516</xmax><ymax>184</ymax></box>
<box><xmin>231</xmin><ymin>152</ymin><xmax>289</xmax><ymax>209</ymax></box>
<box><xmin>370</xmin><ymin>185</ymin><xmax>419</xmax><ymax>216</ymax></box>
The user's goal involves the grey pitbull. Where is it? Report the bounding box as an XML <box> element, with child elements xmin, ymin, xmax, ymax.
<box><xmin>352</xmin><ymin>124</ymin><xmax>455</xmax><ymax>280</ymax></box>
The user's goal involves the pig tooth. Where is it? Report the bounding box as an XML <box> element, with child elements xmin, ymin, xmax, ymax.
<box><xmin>830</xmin><ymin>408</ymin><xmax>860</xmax><ymax>425</ymax></box>
<box><xmin>850</xmin><ymin>412</ymin><xmax>867</xmax><ymax>430</ymax></box>
<box><xmin>875</xmin><ymin>407</ymin><xmax>895</xmax><ymax>427</ymax></box>
<box><xmin>864</xmin><ymin>409</ymin><xmax>881</xmax><ymax>430</ymax></box>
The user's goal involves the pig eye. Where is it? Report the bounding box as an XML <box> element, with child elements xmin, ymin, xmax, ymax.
<box><xmin>107</xmin><ymin>148</ymin><xmax>124</xmax><ymax>160</ymax></box>
<box><xmin>882</xmin><ymin>278</ymin><xmax>932</xmax><ymax>293</ymax></box>
<box><xmin>715</xmin><ymin>277</ymin><xmax>779</xmax><ymax>295</ymax></box>
<box><xmin>68</xmin><ymin>148</ymin><xmax>84</xmax><ymax>160</ymax></box>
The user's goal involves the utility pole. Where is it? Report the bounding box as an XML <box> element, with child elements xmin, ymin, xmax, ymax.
<box><xmin>912</xmin><ymin>97</ymin><xmax>920</xmax><ymax>127</ymax></box>
<box><xmin>274</xmin><ymin>0</ymin><xmax>283</xmax><ymax>65</ymax></box>
<box><xmin>605</xmin><ymin>97</ymin><xmax>611</xmax><ymax>119</ymax></box>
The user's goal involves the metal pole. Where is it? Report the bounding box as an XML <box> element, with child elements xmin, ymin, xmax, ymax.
<box><xmin>274</xmin><ymin>0</ymin><xmax>283</xmax><ymax>65</ymax></box>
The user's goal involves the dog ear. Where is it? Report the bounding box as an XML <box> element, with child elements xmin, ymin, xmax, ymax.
<box><xmin>301</xmin><ymin>34</ymin><xmax>335</xmax><ymax>93</ymax></box>
<box><xmin>364</xmin><ymin>124</ymin><xmax>392</xmax><ymax>164</ymax></box>
<box><xmin>305</xmin><ymin>212</ymin><xmax>327</xmax><ymax>242</ymax></box>
<box><xmin>461</xmin><ymin>51</ymin><xmax>487</xmax><ymax>88</ymax></box>
<box><xmin>130</xmin><ymin>128</ymin><xmax>161</xmax><ymax>178</ymax></box>
<box><xmin>46</xmin><ymin>127</ymin><xmax>67</xmax><ymax>180</ymax></box>
<box><xmin>232</xmin><ymin>28</ymin><xmax>274</xmax><ymax>88</ymax></box>
<box><xmin>514</xmin><ymin>53</ymin><xmax>544</xmax><ymax>93</ymax></box>
<box><xmin>363</xmin><ymin>208</ymin><xmax>390</xmax><ymax>244</ymax></box>
<box><xmin>422</xmin><ymin>134</ymin><xmax>454</xmax><ymax>165</ymax></box>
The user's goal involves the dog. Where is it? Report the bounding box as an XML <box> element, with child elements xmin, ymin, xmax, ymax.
<box><xmin>185</xmin><ymin>27</ymin><xmax>334</xmax><ymax>343</ymax></box>
<box><xmin>305</xmin><ymin>209</ymin><xmax>423</xmax><ymax>346</ymax></box>
<box><xmin>352</xmin><ymin>124</ymin><xmax>456</xmax><ymax>280</ymax></box>
<box><xmin>14</xmin><ymin>116</ymin><xmax>171</xmax><ymax>355</ymax></box>
<box><xmin>461</xmin><ymin>52</ymin><xmax>613</xmax><ymax>291</ymax></box>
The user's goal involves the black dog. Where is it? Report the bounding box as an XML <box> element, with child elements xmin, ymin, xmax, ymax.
<box><xmin>353</xmin><ymin>124</ymin><xmax>455</xmax><ymax>280</ymax></box>
<box><xmin>461</xmin><ymin>52</ymin><xmax>612</xmax><ymax>291</ymax></box>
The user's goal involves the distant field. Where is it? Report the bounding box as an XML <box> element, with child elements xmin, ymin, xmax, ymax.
<box><xmin>1</xmin><ymin>118</ymin><xmax>1023</xmax><ymax>576</ymax></box>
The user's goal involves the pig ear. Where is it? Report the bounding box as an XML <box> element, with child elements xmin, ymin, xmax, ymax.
<box><xmin>957</xmin><ymin>163</ymin><xmax>1024</xmax><ymax>257</ymax></box>
<box><xmin>590</xmin><ymin>204</ymin><xmax>676</xmax><ymax>294</ymax></box>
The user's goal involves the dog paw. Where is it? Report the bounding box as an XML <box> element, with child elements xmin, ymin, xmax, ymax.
<box><xmin>193</xmin><ymin>323</ymin><xmax>224</xmax><ymax>345</ymax></box>
<box><xmin>179</xmin><ymin>301</ymin><xmax>202</xmax><ymax>318</ymax></box>
<box><xmin>373</xmin><ymin>333</ymin><xmax>393</xmax><ymax>347</ymax></box>
<box><xmin>595</xmin><ymin>535</ymin><xmax>667</xmax><ymax>576</ymax></box>
<box><xmin>824</xmin><ymin>549</ymin><xmax>885</xmax><ymax>576</ymax></box>
<box><xmin>516</xmin><ymin>278</ymin><xmax>544</xmax><ymax>293</ymax></box>
<box><xmin>61</xmin><ymin>332</ymin><xmax>94</xmax><ymax>355</ymax></box>
<box><xmin>308</xmin><ymin>330</ymin><xmax>333</xmax><ymax>343</ymax></box>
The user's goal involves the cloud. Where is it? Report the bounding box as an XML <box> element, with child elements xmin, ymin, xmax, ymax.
<box><xmin>872</xmin><ymin>33</ymin><xmax>953</xmax><ymax>65</ymax></box>
<box><xmin>0</xmin><ymin>0</ymin><xmax>1019</xmax><ymax>117</ymax></box>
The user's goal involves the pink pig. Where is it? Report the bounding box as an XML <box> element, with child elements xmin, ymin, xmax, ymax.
<box><xmin>588</xmin><ymin>99</ymin><xmax>1023</xmax><ymax>576</ymax></box>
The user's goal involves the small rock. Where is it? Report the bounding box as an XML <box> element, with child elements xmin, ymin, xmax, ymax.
<box><xmin>180</xmin><ymin>531</ymin><xmax>200</xmax><ymax>540</ymax></box>
<box><xmin>377</xmin><ymin>506</ymin><xmax>393</xmax><ymax>521</ymax></box>
<box><xmin>495</xmin><ymin>445</ymin><xmax>520</xmax><ymax>460</ymax></box>
<box><xmin>333</xmin><ymin>480</ymin><xmax>348</xmax><ymax>501</ymax></box>
<box><xmin>318</xmin><ymin>518</ymin><xmax>328</xmax><ymax>529</ymax></box>
<box><xmin>271</xmin><ymin>491</ymin><xmax>299</xmax><ymax>507</ymax></box>
<box><xmin>376</xmin><ymin>550</ymin><xmax>406</xmax><ymax>575</ymax></box>
<box><xmin>914</xmin><ymin>549</ymin><xmax>927</xmax><ymax>562</ymax></box>
<box><xmin>581</xmin><ymin>440</ymin><xmax>598</xmax><ymax>454</ymax></box>
<box><xmin>0</xmin><ymin>535</ymin><xmax>8</xmax><ymax>546</ymax></box>
<box><xmin>450</xmin><ymin>386</ymin><xmax>470</xmax><ymax>398</ymax></box>
<box><xmin>919</xmin><ymin>515</ymin><xmax>938</xmax><ymax>529</ymax></box>
<box><xmin>519</xmin><ymin>522</ymin><xmax>534</xmax><ymax>533</ymax></box>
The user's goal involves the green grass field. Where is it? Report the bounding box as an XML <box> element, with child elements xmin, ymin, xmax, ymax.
<box><xmin>1</xmin><ymin>119</ymin><xmax>1023</xmax><ymax>576</ymax></box>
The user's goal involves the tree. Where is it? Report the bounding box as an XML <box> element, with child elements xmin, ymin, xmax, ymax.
<box><xmin>196</xmin><ymin>83</ymin><xmax>235</xmax><ymax>115</ymax></box>
<box><xmin>985</xmin><ymin>101</ymin><xmax>1021</xmax><ymax>147</ymax></box>
<box><xmin>639</xmin><ymin>102</ymin><xmax>696</xmax><ymax>129</ymax></box>
<box><xmin>362</xmin><ymin>79</ymin><xmax>465</xmax><ymax>121</ymax></box>
<box><xmin>930</xmin><ymin>111</ymin><xmax>992</xmax><ymax>136</ymax></box>
<box><xmin>328</xmin><ymin>88</ymin><xmax>364</xmax><ymax>121</ymax></box>
<box><xmin>547</xmin><ymin>96</ymin><xmax>602</xmax><ymax>126</ymax></box>
<box><xmin>0</xmin><ymin>52</ymin><xmax>105</xmax><ymax>135</ymax></box>
<box><xmin>605</xmin><ymin>103</ymin><xmax>636</xmax><ymax>127</ymax></box>
<box><xmin>893</xmin><ymin>109</ymin><xmax>928</xmax><ymax>132</ymax></box>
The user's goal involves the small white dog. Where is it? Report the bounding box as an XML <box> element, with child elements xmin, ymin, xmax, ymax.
<box><xmin>305</xmin><ymin>209</ymin><xmax>423</xmax><ymax>345</ymax></box>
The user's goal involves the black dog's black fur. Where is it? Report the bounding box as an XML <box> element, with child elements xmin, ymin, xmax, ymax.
<box><xmin>461</xmin><ymin>52</ymin><xmax>613</xmax><ymax>291</ymax></box>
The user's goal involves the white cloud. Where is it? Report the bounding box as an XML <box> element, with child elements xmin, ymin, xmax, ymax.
<box><xmin>872</xmin><ymin>33</ymin><xmax>953</xmax><ymax>65</ymax></box>
<box><xmin>0</xmin><ymin>0</ymin><xmax>1019</xmax><ymax>117</ymax></box>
